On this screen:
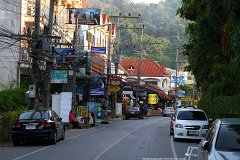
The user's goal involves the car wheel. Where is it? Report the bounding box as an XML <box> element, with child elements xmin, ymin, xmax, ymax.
<box><xmin>12</xmin><ymin>140</ymin><xmax>20</xmax><ymax>146</ymax></box>
<box><xmin>50</xmin><ymin>131</ymin><xmax>57</xmax><ymax>144</ymax></box>
<box><xmin>125</xmin><ymin>116</ymin><xmax>129</xmax><ymax>120</ymax></box>
<box><xmin>60</xmin><ymin>129</ymin><xmax>65</xmax><ymax>140</ymax></box>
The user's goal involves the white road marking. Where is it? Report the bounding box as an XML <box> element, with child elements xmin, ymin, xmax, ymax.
<box><xmin>12</xmin><ymin>127</ymin><xmax>105</xmax><ymax>160</ymax></box>
<box><xmin>170</xmin><ymin>136</ymin><xmax>178</xmax><ymax>159</ymax></box>
<box><xmin>94</xmin><ymin>126</ymin><xmax>141</xmax><ymax>160</ymax></box>
<box><xmin>13</xmin><ymin>146</ymin><xmax>51</xmax><ymax>160</ymax></box>
<box><xmin>94</xmin><ymin>119</ymin><xmax>159</xmax><ymax>160</ymax></box>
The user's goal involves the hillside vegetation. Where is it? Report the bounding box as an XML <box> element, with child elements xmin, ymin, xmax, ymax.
<box><xmin>87</xmin><ymin>0</ymin><xmax>188</xmax><ymax>69</ymax></box>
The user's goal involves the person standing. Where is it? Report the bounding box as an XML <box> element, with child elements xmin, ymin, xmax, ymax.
<box><xmin>143</xmin><ymin>103</ymin><xmax>148</xmax><ymax>119</ymax></box>
<box><xmin>69</xmin><ymin>110</ymin><xmax>79</xmax><ymax>129</ymax></box>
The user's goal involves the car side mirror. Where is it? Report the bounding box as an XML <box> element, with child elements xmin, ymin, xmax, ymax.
<box><xmin>202</xmin><ymin>140</ymin><xmax>209</xmax><ymax>151</ymax></box>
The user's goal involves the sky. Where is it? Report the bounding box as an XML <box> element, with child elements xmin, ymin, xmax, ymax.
<box><xmin>130</xmin><ymin>0</ymin><xmax>164</xmax><ymax>4</ymax></box>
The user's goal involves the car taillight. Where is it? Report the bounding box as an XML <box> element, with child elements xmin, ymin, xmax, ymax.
<box><xmin>12</xmin><ymin>122</ymin><xmax>21</xmax><ymax>128</ymax></box>
<box><xmin>40</xmin><ymin>120</ymin><xmax>51</xmax><ymax>128</ymax></box>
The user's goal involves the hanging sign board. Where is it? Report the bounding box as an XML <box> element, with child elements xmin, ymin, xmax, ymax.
<box><xmin>148</xmin><ymin>94</ymin><xmax>158</xmax><ymax>104</ymax></box>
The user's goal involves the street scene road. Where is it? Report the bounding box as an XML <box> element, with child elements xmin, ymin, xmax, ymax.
<box><xmin>0</xmin><ymin>117</ymin><xmax>200</xmax><ymax>160</ymax></box>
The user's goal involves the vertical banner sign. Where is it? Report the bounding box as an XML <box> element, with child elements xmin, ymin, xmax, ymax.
<box><xmin>148</xmin><ymin>94</ymin><xmax>158</xmax><ymax>104</ymax></box>
<box><xmin>69</xmin><ymin>8</ymin><xmax>101</xmax><ymax>25</ymax></box>
<box><xmin>90</xmin><ymin>77</ymin><xmax>105</xmax><ymax>95</ymax></box>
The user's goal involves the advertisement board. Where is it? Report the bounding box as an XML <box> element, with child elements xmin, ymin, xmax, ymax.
<box><xmin>51</xmin><ymin>70</ymin><xmax>68</xmax><ymax>83</ymax></box>
<box><xmin>69</xmin><ymin>8</ymin><xmax>100</xmax><ymax>25</ymax></box>
<box><xmin>91</xmin><ymin>47</ymin><xmax>106</xmax><ymax>54</ymax></box>
<box><xmin>148</xmin><ymin>94</ymin><xmax>158</xmax><ymax>104</ymax></box>
<box><xmin>90</xmin><ymin>77</ymin><xmax>105</xmax><ymax>95</ymax></box>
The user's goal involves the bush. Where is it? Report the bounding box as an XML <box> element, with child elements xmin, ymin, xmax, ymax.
<box><xmin>0</xmin><ymin>87</ymin><xmax>27</xmax><ymax>112</ymax></box>
<box><xmin>0</xmin><ymin>86</ymin><xmax>27</xmax><ymax>142</ymax></box>
<box><xmin>199</xmin><ymin>94</ymin><xmax>240</xmax><ymax>119</ymax></box>
<box><xmin>0</xmin><ymin>110</ymin><xmax>23</xmax><ymax>142</ymax></box>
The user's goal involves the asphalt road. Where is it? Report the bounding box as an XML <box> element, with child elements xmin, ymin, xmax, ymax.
<box><xmin>0</xmin><ymin>116</ymin><xmax>200</xmax><ymax>160</ymax></box>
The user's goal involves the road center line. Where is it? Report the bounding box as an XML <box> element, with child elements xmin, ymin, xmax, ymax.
<box><xmin>94</xmin><ymin>126</ymin><xmax>141</xmax><ymax>160</ymax></box>
<box><xmin>94</xmin><ymin>119</ymin><xmax>159</xmax><ymax>160</ymax></box>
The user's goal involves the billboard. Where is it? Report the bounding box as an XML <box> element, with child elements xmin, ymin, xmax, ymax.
<box><xmin>69</xmin><ymin>8</ymin><xmax>100</xmax><ymax>25</ymax></box>
<box><xmin>91</xmin><ymin>47</ymin><xmax>106</xmax><ymax>54</ymax></box>
<box><xmin>90</xmin><ymin>77</ymin><xmax>105</xmax><ymax>95</ymax></box>
<box><xmin>148</xmin><ymin>94</ymin><xmax>158</xmax><ymax>104</ymax></box>
<box><xmin>51</xmin><ymin>70</ymin><xmax>68</xmax><ymax>84</ymax></box>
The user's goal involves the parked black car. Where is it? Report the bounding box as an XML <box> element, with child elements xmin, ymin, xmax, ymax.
<box><xmin>12</xmin><ymin>109</ymin><xmax>65</xmax><ymax>146</ymax></box>
<box><xmin>125</xmin><ymin>106</ymin><xmax>143</xmax><ymax>120</ymax></box>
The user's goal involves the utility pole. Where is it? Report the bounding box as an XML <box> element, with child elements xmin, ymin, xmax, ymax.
<box><xmin>109</xmin><ymin>13</ymin><xmax>140</xmax><ymax>119</ymax></box>
<box><xmin>44</xmin><ymin>0</ymin><xmax>55</xmax><ymax>108</ymax></box>
<box><xmin>72</xmin><ymin>15</ymin><xmax>80</xmax><ymax>111</ymax></box>
<box><xmin>101</xmin><ymin>23</ymin><xmax>112</xmax><ymax>124</ymax></box>
<box><xmin>174</xmin><ymin>49</ymin><xmax>179</xmax><ymax>108</ymax></box>
<box><xmin>136</xmin><ymin>25</ymin><xmax>144</xmax><ymax>104</ymax></box>
<box><xmin>29</xmin><ymin>0</ymin><xmax>41</xmax><ymax>109</ymax></box>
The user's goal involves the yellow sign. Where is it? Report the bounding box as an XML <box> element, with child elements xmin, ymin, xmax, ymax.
<box><xmin>109</xmin><ymin>85</ymin><xmax>120</xmax><ymax>92</ymax></box>
<box><xmin>181</xmin><ymin>97</ymin><xmax>192</xmax><ymax>102</ymax></box>
<box><xmin>194</xmin><ymin>100</ymin><xmax>199</xmax><ymax>105</ymax></box>
<box><xmin>76</xmin><ymin>106</ymin><xmax>88</xmax><ymax>117</ymax></box>
<box><xmin>148</xmin><ymin>94</ymin><xmax>158</xmax><ymax>104</ymax></box>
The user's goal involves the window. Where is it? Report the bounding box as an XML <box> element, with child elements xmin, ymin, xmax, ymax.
<box><xmin>215</xmin><ymin>124</ymin><xmax>240</xmax><ymax>151</ymax></box>
<box><xmin>128</xmin><ymin>65</ymin><xmax>135</xmax><ymax>70</ymax></box>
<box><xmin>177</xmin><ymin>110</ymin><xmax>207</xmax><ymax>120</ymax></box>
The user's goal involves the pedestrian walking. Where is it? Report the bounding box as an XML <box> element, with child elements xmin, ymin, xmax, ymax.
<box><xmin>143</xmin><ymin>103</ymin><xmax>148</xmax><ymax>119</ymax></box>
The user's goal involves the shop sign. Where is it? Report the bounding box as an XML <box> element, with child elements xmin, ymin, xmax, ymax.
<box><xmin>91</xmin><ymin>47</ymin><xmax>106</xmax><ymax>54</ymax></box>
<box><xmin>76</xmin><ymin>106</ymin><xmax>88</xmax><ymax>117</ymax></box>
<box><xmin>148</xmin><ymin>94</ymin><xmax>158</xmax><ymax>104</ymax></box>
<box><xmin>110</xmin><ymin>76</ymin><xmax>122</xmax><ymax>86</ymax></box>
<box><xmin>51</xmin><ymin>70</ymin><xmax>68</xmax><ymax>83</ymax></box>
<box><xmin>109</xmin><ymin>85</ymin><xmax>120</xmax><ymax>92</ymax></box>
<box><xmin>90</xmin><ymin>77</ymin><xmax>105</xmax><ymax>95</ymax></box>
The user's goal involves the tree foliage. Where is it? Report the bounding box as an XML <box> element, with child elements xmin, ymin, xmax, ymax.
<box><xmin>87</xmin><ymin>0</ymin><xmax>188</xmax><ymax>69</ymax></box>
<box><xmin>177</xmin><ymin>0</ymin><xmax>240</xmax><ymax>118</ymax></box>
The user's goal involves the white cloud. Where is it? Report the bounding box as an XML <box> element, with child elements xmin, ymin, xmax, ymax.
<box><xmin>130</xmin><ymin>0</ymin><xmax>164</xmax><ymax>4</ymax></box>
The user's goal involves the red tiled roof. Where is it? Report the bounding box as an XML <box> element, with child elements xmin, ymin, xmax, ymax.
<box><xmin>120</xmin><ymin>59</ymin><xmax>168</xmax><ymax>77</ymax></box>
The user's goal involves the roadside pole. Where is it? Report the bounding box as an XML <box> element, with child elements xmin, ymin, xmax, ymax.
<box><xmin>101</xmin><ymin>23</ymin><xmax>112</xmax><ymax>124</ymax></box>
<box><xmin>44</xmin><ymin>0</ymin><xmax>55</xmax><ymax>108</ymax></box>
<box><xmin>29</xmin><ymin>0</ymin><xmax>41</xmax><ymax>109</ymax></box>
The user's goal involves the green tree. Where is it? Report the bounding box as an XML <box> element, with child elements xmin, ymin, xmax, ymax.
<box><xmin>177</xmin><ymin>0</ymin><xmax>240</xmax><ymax>118</ymax></box>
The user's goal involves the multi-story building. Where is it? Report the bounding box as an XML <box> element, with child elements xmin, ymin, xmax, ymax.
<box><xmin>0</xmin><ymin>0</ymin><xmax>21</xmax><ymax>87</ymax></box>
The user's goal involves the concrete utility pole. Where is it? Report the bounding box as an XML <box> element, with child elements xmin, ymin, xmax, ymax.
<box><xmin>136</xmin><ymin>25</ymin><xmax>144</xmax><ymax>104</ymax></box>
<box><xmin>101</xmin><ymin>23</ymin><xmax>112</xmax><ymax>124</ymax></box>
<box><xmin>72</xmin><ymin>15</ymin><xmax>80</xmax><ymax>111</ymax></box>
<box><xmin>174</xmin><ymin>49</ymin><xmax>179</xmax><ymax>108</ymax></box>
<box><xmin>29</xmin><ymin>0</ymin><xmax>41</xmax><ymax>109</ymax></box>
<box><xmin>44</xmin><ymin>0</ymin><xmax>55</xmax><ymax>108</ymax></box>
<box><xmin>109</xmin><ymin>14</ymin><xmax>140</xmax><ymax>118</ymax></box>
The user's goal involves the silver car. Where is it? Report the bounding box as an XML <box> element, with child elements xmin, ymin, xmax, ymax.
<box><xmin>198</xmin><ymin>118</ymin><xmax>240</xmax><ymax>160</ymax></box>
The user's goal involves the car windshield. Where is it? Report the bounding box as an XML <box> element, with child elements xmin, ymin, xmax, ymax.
<box><xmin>215</xmin><ymin>124</ymin><xmax>240</xmax><ymax>151</ymax></box>
<box><xmin>177</xmin><ymin>110</ymin><xmax>207</xmax><ymax>120</ymax></box>
<box><xmin>128</xmin><ymin>107</ymin><xmax>139</xmax><ymax>111</ymax></box>
<box><xmin>165</xmin><ymin>107</ymin><xmax>174</xmax><ymax>110</ymax></box>
<box><xmin>19</xmin><ymin>111</ymin><xmax>49</xmax><ymax>120</ymax></box>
